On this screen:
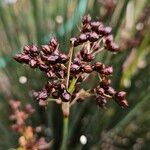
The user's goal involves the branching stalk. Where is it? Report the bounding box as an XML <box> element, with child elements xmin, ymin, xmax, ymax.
<box><xmin>60</xmin><ymin>117</ymin><xmax>69</xmax><ymax>150</ymax></box>
<box><xmin>61</xmin><ymin>46</ymin><xmax>74</xmax><ymax>150</ymax></box>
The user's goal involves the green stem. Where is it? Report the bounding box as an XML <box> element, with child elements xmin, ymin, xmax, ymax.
<box><xmin>60</xmin><ymin>117</ymin><xmax>69</xmax><ymax>150</ymax></box>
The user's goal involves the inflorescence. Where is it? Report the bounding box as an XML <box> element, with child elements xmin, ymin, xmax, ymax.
<box><xmin>9</xmin><ymin>100</ymin><xmax>50</xmax><ymax>149</ymax></box>
<box><xmin>14</xmin><ymin>14</ymin><xmax>128</xmax><ymax>109</ymax></box>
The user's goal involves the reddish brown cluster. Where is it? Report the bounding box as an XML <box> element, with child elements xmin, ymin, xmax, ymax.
<box><xmin>94</xmin><ymin>80</ymin><xmax>128</xmax><ymax>108</ymax></box>
<box><xmin>9</xmin><ymin>100</ymin><xmax>35</xmax><ymax>131</ymax></box>
<box><xmin>14</xmin><ymin>37</ymin><xmax>68</xmax><ymax>79</ymax></box>
<box><xmin>69</xmin><ymin>14</ymin><xmax>118</xmax><ymax>77</ymax></box>
<box><xmin>9</xmin><ymin>100</ymin><xmax>50</xmax><ymax>150</ymax></box>
<box><xmin>33</xmin><ymin>81</ymin><xmax>71</xmax><ymax>106</ymax></box>
<box><xmin>14</xmin><ymin>14</ymin><xmax>128</xmax><ymax>109</ymax></box>
<box><xmin>70</xmin><ymin>60</ymin><xmax>113</xmax><ymax>76</ymax></box>
<box><xmin>70</xmin><ymin>14</ymin><xmax>119</xmax><ymax>52</ymax></box>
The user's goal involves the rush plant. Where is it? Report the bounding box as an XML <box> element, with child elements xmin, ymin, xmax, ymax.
<box><xmin>14</xmin><ymin>15</ymin><xmax>128</xmax><ymax>150</ymax></box>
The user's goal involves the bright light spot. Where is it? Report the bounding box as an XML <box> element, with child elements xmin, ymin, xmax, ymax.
<box><xmin>55</xmin><ymin>15</ymin><xmax>63</xmax><ymax>24</ymax></box>
<box><xmin>138</xmin><ymin>59</ymin><xmax>146</xmax><ymax>69</ymax></box>
<box><xmin>136</xmin><ymin>23</ymin><xmax>144</xmax><ymax>31</ymax></box>
<box><xmin>123</xmin><ymin>79</ymin><xmax>131</xmax><ymax>88</ymax></box>
<box><xmin>80</xmin><ymin>135</ymin><xmax>87</xmax><ymax>145</ymax></box>
<box><xmin>19</xmin><ymin>76</ymin><xmax>27</xmax><ymax>84</ymax></box>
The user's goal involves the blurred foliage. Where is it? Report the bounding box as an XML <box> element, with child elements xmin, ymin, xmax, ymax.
<box><xmin>0</xmin><ymin>0</ymin><xmax>150</xmax><ymax>149</ymax></box>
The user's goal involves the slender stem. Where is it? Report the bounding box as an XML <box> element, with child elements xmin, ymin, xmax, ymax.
<box><xmin>93</xmin><ymin>47</ymin><xmax>104</xmax><ymax>55</ymax></box>
<box><xmin>66</xmin><ymin>46</ymin><xmax>74</xmax><ymax>89</ymax></box>
<box><xmin>62</xmin><ymin>46</ymin><xmax>74</xmax><ymax>117</ymax></box>
<box><xmin>98</xmin><ymin>74</ymin><xmax>102</xmax><ymax>81</ymax></box>
<box><xmin>61</xmin><ymin>46</ymin><xmax>74</xmax><ymax>150</ymax></box>
<box><xmin>60</xmin><ymin>117</ymin><xmax>69</xmax><ymax>150</ymax></box>
<box><xmin>91</xmin><ymin>38</ymin><xmax>103</xmax><ymax>52</ymax></box>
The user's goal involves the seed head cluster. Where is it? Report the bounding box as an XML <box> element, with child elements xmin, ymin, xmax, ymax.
<box><xmin>14</xmin><ymin>14</ymin><xmax>128</xmax><ymax>109</ymax></box>
<box><xmin>9</xmin><ymin>100</ymin><xmax>50</xmax><ymax>150</ymax></box>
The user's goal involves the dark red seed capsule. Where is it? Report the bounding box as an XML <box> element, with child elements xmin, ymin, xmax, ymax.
<box><xmin>105</xmin><ymin>35</ymin><xmax>113</xmax><ymax>45</ymax></box>
<box><xmin>38</xmin><ymin>90</ymin><xmax>48</xmax><ymax>100</ymax></box>
<box><xmin>101</xmin><ymin>79</ymin><xmax>111</xmax><ymax>89</ymax></box>
<box><xmin>79</xmin><ymin>33</ymin><xmax>87</xmax><ymax>43</ymax></box>
<box><xmin>53</xmin><ymin>63</ymin><xmax>61</xmax><ymax>69</ymax></box>
<box><xmin>40</xmin><ymin>54</ymin><xmax>48</xmax><ymax>62</ymax></box>
<box><xmin>58</xmin><ymin>84</ymin><xmax>66</xmax><ymax>93</ymax></box>
<box><xmin>82</xmin><ymin>53</ymin><xmax>95</xmax><ymax>62</ymax></box>
<box><xmin>47</xmin><ymin>55</ymin><xmax>59</xmax><ymax>63</ymax></box>
<box><xmin>98</xmin><ymin>26</ymin><xmax>106</xmax><ymax>35</ymax></box>
<box><xmin>116</xmin><ymin>91</ymin><xmax>126</xmax><ymax>100</ymax></box>
<box><xmin>80</xmin><ymin>48</ymin><xmax>88</xmax><ymax>58</ymax></box>
<box><xmin>29</xmin><ymin>59</ymin><xmax>38</xmax><ymax>68</ymax></box>
<box><xmin>41</xmin><ymin>45</ymin><xmax>52</xmax><ymax>54</ymax></box>
<box><xmin>107</xmin><ymin>42</ymin><xmax>119</xmax><ymax>52</ymax></box>
<box><xmin>61</xmin><ymin>90</ymin><xmax>71</xmax><ymax>102</ymax></box>
<box><xmin>52</xmin><ymin>90</ymin><xmax>60</xmax><ymax>99</ymax></box>
<box><xmin>102</xmin><ymin>66</ymin><xmax>113</xmax><ymax>75</ymax></box>
<box><xmin>52</xmin><ymin>81</ymin><xmax>60</xmax><ymax>89</ymax></box>
<box><xmin>93</xmin><ymin>62</ymin><xmax>103</xmax><ymax>71</ymax></box>
<box><xmin>45</xmin><ymin>82</ymin><xmax>53</xmax><ymax>92</ymax></box>
<box><xmin>96</xmin><ymin>96</ymin><xmax>107</xmax><ymax>108</ymax></box>
<box><xmin>82</xmin><ymin>24</ymin><xmax>92</xmax><ymax>33</ymax></box>
<box><xmin>14</xmin><ymin>54</ymin><xmax>23</xmax><ymax>63</ymax></box>
<box><xmin>23</xmin><ymin>45</ymin><xmax>30</xmax><ymax>54</ymax></box>
<box><xmin>30</xmin><ymin>45</ymin><xmax>38</xmax><ymax>53</ymax></box>
<box><xmin>39</xmin><ymin>63</ymin><xmax>49</xmax><ymax>71</ymax></box>
<box><xmin>59</xmin><ymin>53</ymin><xmax>68</xmax><ymax>63</ymax></box>
<box><xmin>96</xmin><ymin>87</ymin><xmax>105</xmax><ymax>95</ymax></box>
<box><xmin>71</xmin><ymin>64</ymin><xmax>81</xmax><ymax>74</ymax></box>
<box><xmin>83</xmin><ymin>65</ymin><xmax>93</xmax><ymax>73</ymax></box>
<box><xmin>104</xmin><ymin>27</ymin><xmax>112</xmax><ymax>35</ymax></box>
<box><xmin>105</xmin><ymin>86</ymin><xmax>116</xmax><ymax>96</ymax></box>
<box><xmin>90</xmin><ymin>21</ymin><xmax>101</xmax><ymax>30</ymax></box>
<box><xmin>54</xmin><ymin>49</ymin><xmax>60</xmax><ymax>56</ymax></box>
<box><xmin>118</xmin><ymin>99</ymin><xmax>128</xmax><ymax>108</ymax></box>
<box><xmin>88</xmin><ymin>32</ymin><xmax>99</xmax><ymax>42</ymax></box>
<box><xmin>14</xmin><ymin>54</ymin><xmax>30</xmax><ymax>63</ymax></box>
<box><xmin>38</xmin><ymin>58</ymin><xmax>49</xmax><ymax>70</ymax></box>
<box><xmin>56</xmin><ymin>70</ymin><xmax>65</xmax><ymax>78</ymax></box>
<box><xmin>46</xmin><ymin>70</ymin><xmax>56</xmax><ymax>78</ymax></box>
<box><xmin>49</xmin><ymin>37</ymin><xmax>58</xmax><ymax>49</ymax></box>
<box><xmin>73</xmin><ymin>57</ymin><xmax>82</xmax><ymax>65</ymax></box>
<box><xmin>82</xmin><ymin>14</ymin><xmax>91</xmax><ymax>25</ymax></box>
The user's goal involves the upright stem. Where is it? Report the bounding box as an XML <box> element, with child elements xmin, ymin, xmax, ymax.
<box><xmin>60</xmin><ymin>117</ymin><xmax>69</xmax><ymax>150</ymax></box>
<box><xmin>66</xmin><ymin>46</ymin><xmax>74</xmax><ymax>89</ymax></box>
<box><xmin>62</xmin><ymin>46</ymin><xmax>74</xmax><ymax>117</ymax></box>
<box><xmin>61</xmin><ymin>46</ymin><xmax>74</xmax><ymax>150</ymax></box>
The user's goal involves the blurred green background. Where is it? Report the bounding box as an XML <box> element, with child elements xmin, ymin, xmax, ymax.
<box><xmin>0</xmin><ymin>0</ymin><xmax>150</xmax><ymax>149</ymax></box>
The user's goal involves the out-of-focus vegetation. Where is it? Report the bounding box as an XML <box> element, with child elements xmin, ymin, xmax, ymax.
<box><xmin>0</xmin><ymin>0</ymin><xmax>149</xmax><ymax>149</ymax></box>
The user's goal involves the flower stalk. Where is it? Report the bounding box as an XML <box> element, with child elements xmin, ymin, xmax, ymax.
<box><xmin>60</xmin><ymin>117</ymin><xmax>69</xmax><ymax>150</ymax></box>
<box><xmin>61</xmin><ymin>46</ymin><xmax>74</xmax><ymax>117</ymax></box>
<box><xmin>13</xmin><ymin>14</ymin><xmax>129</xmax><ymax>150</ymax></box>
